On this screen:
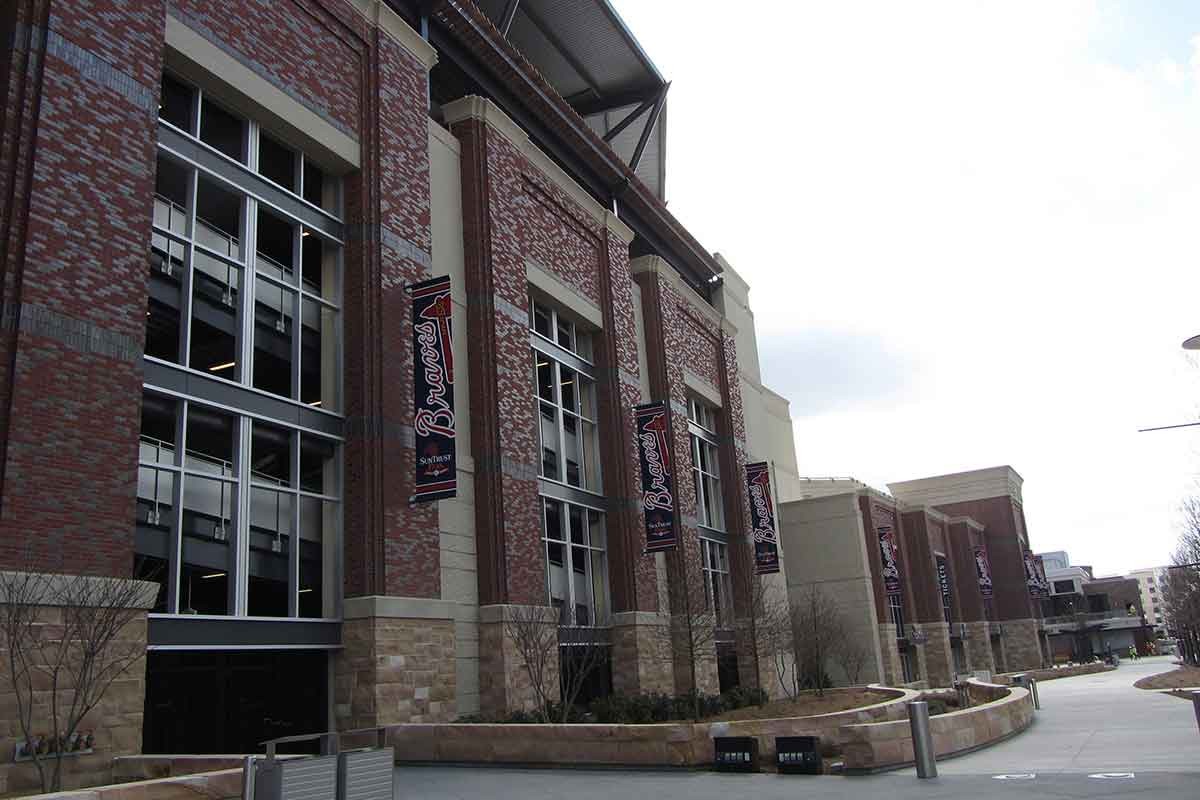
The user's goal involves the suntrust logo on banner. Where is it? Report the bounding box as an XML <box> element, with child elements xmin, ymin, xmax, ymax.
<box><xmin>635</xmin><ymin>403</ymin><xmax>676</xmax><ymax>551</ymax></box>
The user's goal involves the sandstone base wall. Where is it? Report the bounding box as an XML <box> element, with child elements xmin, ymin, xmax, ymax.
<box><xmin>334</xmin><ymin>604</ymin><xmax>457</xmax><ymax>729</ymax></box>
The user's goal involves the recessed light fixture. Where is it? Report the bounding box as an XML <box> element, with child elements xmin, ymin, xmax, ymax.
<box><xmin>307</xmin><ymin>400</ymin><xmax>322</xmax><ymax>407</ymax></box>
<box><xmin>301</xmin><ymin>230</ymin><xmax>311</xmax><ymax>237</ymax></box>
<box><xmin>298</xmin><ymin>588</ymin><xmax>313</xmax><ymax>593</ymax></box>
<box><xmin>201</xmin><ymin>572</ymin><xmax>226</xmax><ymax>580</ymax></box>
<box><xmin>209</xmin><ymin>361</ymin><xmax>236</xmax><ymax>372</ymax></box>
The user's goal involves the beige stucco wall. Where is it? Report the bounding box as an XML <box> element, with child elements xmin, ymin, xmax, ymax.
<box><xmin>429</xmin><ymin>121</ymin><xmax>480</xmax><ymax>716</ymax></box>
<box><xmin>779</xmin><ymin>493</ymin><xmax>886</xmax><ymax>686</ymax></box>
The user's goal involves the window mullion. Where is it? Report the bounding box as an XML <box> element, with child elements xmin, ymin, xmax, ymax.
<box><xmin>232</xmin><ymin>415</ymin><xmax>251</xmax><ymax>616</ymax></box>
<box><xmin>554</xmin><ymin>362</ymin><xmax>567</xmax><ymax>484</ymax></box>
<box><xmin>288</xmin><ymin>429</ymin><xmax>301</xmax><ymax>617</ymax></box>
<box><xmin>179</xmin><ymin>169</ymin><xmax>199</xmax><ymax>366</ymax></box>
<box><xmin>165</xmin><ymin>399</ymin><xmax>188</xmax><ymax>614</ymax></box>
<box><xmin>240</xmin><ymin>197</ymin><xmax>257</xmax><ymax>386</ymax></box>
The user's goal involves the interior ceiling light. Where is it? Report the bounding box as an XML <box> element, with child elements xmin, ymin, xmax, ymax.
<box><xmin>209</xmin><ymin>361</ymin><xmax>236</xmax><ymax>372</ymax></box>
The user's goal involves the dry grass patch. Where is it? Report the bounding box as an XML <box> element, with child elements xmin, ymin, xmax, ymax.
<box><xmin>1133</xmin><ymin>664</ymin><xmax>1200</xmax><ymax>690</ymax></box>
<box><xmin>705</xmin><ymin>687</ymin><xmax>893</xmax><ymax>722</ymax></box>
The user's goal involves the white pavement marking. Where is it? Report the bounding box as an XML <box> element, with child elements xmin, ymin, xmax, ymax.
<box><xmin>1088</xmin><ymin>772</ymin><xmax>1135</xmax><ymax>779</ymax></box>
<box><xmin>992</xmin><ymin>773</ymin><xmax>1036</xmax><ymax>779</ymax></box>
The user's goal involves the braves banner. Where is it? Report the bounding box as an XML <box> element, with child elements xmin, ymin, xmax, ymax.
<box><xmin>1024</xmin><ymin>550</ymin><xmax>1048</xmax><ymax>598</ymax></box>
<box><xmin>1035</xmin><ymin>555</ymin><xmax>1050</xmax><ymax>597</ymax></box>
<box><xmin>745</xmin><ymin>461</ymin><xmax>780</xmax><ymax>574</ymax></box>
<box><xmin>878</xmin><ymin>526</ymin><xmax>902</xmax><ymax>595</ymax></box>
<box><xmin>410</xmin><ymin>276</ymin><xmax>456</xmax><ymax>503</ymax></box>
<box><xmin>974</xmin><ymin>546</ymin><xmax>994</xmax><ymax>599</ymax></box>
<box><xmin>635</xmin><ymin>402</ymin><xmax>676</xmax><ymax>551</ymax></box>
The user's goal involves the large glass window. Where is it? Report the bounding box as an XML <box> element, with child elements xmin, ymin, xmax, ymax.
<box><xmin>541</xmin><ymin>498</ymin><xmax>609</xmax><ymax>626</ymax></box>
<box><xmin>149</xmin><ymin>73</ymin><xmax>341</xmax><ymax>414</ymax></box>
<box><xmin>530</xmin><ymin>299</ymin><xmax>600</xmax><ymax>493</ymax></box>
<box><xmin>889</xmin><ymin>593</ymin><xmax>905</xmax><ymax>635</ymax></box>
<box><xmin>141</xmin><ymin>71</ymin><xmax>343</xmax><ymax>620</ymax></box>
<box><xmin>701</xmin><ymin>537</ymin><xmax>733</xmax><ymax>627</ymax></box>
<box><xmin>530</xmin><ymin>295</ymin><xmax>610</xmax><ymax>635</ymax></box>
<box><xmin>136</xmin><ymin>391</ymin><xmax>340</xmax><ymax>618</ymax></box>
<box><xmin>688</xmin><ymin>397</ymin><xmax>724</xmax><ymax>532</ymax></box>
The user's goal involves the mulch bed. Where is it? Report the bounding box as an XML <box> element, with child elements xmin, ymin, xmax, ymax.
<box><xmin>1133</xmin><ymin>664</ymin><xmax>1200</xmax><ymax>690</ymax></box>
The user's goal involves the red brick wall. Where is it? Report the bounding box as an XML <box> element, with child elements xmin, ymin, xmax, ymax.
<box><xmin>453</xmin><ymin>112</ymin><xmax>659</xmax><ymax>611</ymax></box>
<box><xmin>0</xmin><ymin>0</ymin><xmax>166</xmax><ymax>577</ymax></box>
<box><xmin>930</xmin><ymin>497</ymin><xmax>1035</xmax><ymax>621</ymax></box>
<box><xmin>946</xmin><ymin>521</ymin><xmax>987</xmax><ymax>622</ymax></box>
<box><xmin>0</xmin><ymin>0</ymin><xmax>448</xmax><ymax>600</ymax></box>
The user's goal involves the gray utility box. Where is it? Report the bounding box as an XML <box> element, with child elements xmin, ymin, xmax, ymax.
<box><xmin>254</xmin><ymin>754</ymin><xmax>339</xmax><ymax>800</ymax></box>
<box><xmin>338</xmin><ymin>748</ymin><xmax>395</xmax><ymax>800</ymax></box>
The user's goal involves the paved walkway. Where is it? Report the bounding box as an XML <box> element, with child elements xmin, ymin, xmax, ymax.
<box><xmin>395</xmin><ymin>658</ymin><xmax>1200</xmax><ymax>799</ymax></box>
<box><xmin>920</xmin><ymin>655</ymin><xmax>1199</xmax><ymax>775</ymax></box>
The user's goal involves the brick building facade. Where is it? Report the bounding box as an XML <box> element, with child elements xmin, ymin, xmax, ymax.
<box><xmin>0</xmin><ymin>0</ymin><xmax>801</xmax><ymax>787</ymax></box>
<box><xmin>780</xmin><ymin>467</ymin><xmax>1048</xmax><ymax>689</ymax></box>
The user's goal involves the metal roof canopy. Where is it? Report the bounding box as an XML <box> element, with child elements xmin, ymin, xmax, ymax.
<box><xmin>474</xmin><ymin>0</ymin><xmax>669</xmax><ymax>194</ymax></box>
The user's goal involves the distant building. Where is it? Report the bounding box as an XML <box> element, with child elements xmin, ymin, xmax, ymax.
<box><xmin>778</xmin><ymin>466</ymin><xmax>1050</xmax><ymax>688</ymax></box>
<box><xmin>1038</xmin><ymin>552</ymin><xmax>1154</xmax><ymax>659</ymax></box>
<box><xmin>1126</xmin><ymin>567</ymin><xmax>1171</xmax><ymax>637</ymax></box>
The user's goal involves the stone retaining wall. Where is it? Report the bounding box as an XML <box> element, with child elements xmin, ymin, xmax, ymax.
<box><xmin>26</xmin><ymin>768</ymin><xmax>243</xmax><ymax>800</ymax></box>
<box><xmin>995</xmin><ymin>662</ymin><xmax>1114</xmax><ymax>683</ymax></box>
<box><xmin>841</xmin><ymin>679</ymin><xmax>1034</xmax><ymax>773</ymax></box>
<box><xmin>388</xmin><ymin>686</ymin><xmax>915</xmax><ymax>767</ymax></box>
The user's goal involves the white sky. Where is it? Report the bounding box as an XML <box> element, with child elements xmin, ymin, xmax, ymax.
<box><xmin>611</xmin><ymin>0</ymin><xmax>1200</xmax><ymax>576</ymax></box>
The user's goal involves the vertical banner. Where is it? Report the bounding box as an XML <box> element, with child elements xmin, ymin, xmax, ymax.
<box><xmin>878</xmin><ymin>526</ymin><xmax>902</xmax><ymax>595</ymax></box>
<box><xmin>1034</xmin><ymin>555</ymin><xmax>1050</xmax><ymax>597</ymax></box>
<box><xmin>974</xmin><ymin>546</ymin><xmax>994</xmax><ymax>599</ymax></box>
<box><xmin>1024</xmin><ymin>550</ymin><xmax>1048</xmax><ymax>598</ymax></box>
<box><xmin>410</xmin><ymin>276</ymin><xmax>456</xmax><ymax>503</ymax></box>
<box><xmin>635</xmin><ymin>402</ymin><xmax>676</xmax><ymax>551</ymax></box>
<box><xmin>745</xmin><ymin>461</ymin><xmax>780</xmax><ymax>574</ymax></box>
<box><xmin>936</xmin><ymin>555</ymin><xmax>952</xmax><ymax>620</ymax></box>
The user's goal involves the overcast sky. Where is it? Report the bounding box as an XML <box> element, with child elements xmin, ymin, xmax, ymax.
<box><xmin>611</xmin><ymin>0</ymin><xmax>1200</xmax><ymax>576</ymax></box>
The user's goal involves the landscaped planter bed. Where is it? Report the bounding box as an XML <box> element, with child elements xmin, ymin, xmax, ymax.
<box><xmin>387</xmin><ymin>685</ymin><xmax>917</xmax><ymax>768</ymax></box>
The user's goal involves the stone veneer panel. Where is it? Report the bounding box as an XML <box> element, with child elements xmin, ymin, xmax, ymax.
<box><xmin>1001</xmin><ymin>618</ymin><xmax>1045</xmax><ymax>672</ymax></box>
<box><xmin>877</xmin><ymin>624</ymin><xmax>904</xmax><ymax>686</ymax></box>
<box><xmin>0</xmin><ymin>607</ymin><xmax>149</xmax><ymax>794</ymax></box>
<box><xmin>919</xmin><ymin>622</ymin><xmax>954</xmax><ymax>687</ymax></box>
<box><xmin>334</xmin><ymin>615</ymin><xmax>457</xmax><ymax>730</ymax></box>
<box><xmin>963</xmin><ymin>620</ymin><xmax>997</xmax><ymax>675</ymax></box>
<box><xmin>610</xmin><ymin>614</ymin><xmax>674</xmax><ymax>696</ymax></box>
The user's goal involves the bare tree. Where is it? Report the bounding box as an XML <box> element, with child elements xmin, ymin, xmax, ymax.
<box><xmin>0</xmin><ymin>568</ymin><xmax>152</xmax><ymax>793</ymax></box>
<box><xmin>501</xmin><ymin>605</ymin><xmax>559</xmax><ymax>721</ymax></box>
<box><xmin>751</xmin><ymin>576</ymin><xmax>798</xmax><ymax>700</ymax></box>
<box><xmin>791</xmin><ymin>585</ymin><xmax>841</xmax><ymax>696</ymax></box>
<box><xmin>655</xmin><ymin>550</ymin><xmax>720</xmax><ymax>720</ymax></box>
<box><xmin>833</xmin><ymin>637</ymin><xmax>870</xmax><ymax>685</ymax></box>
<box><xmin>1163</xmin><ymin>498</ymin><xmax>1200</xmax><ymax>665</ymax></box>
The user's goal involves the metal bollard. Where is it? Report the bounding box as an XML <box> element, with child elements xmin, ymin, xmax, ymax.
<box><xmin>1193</xmin><ymin>691</ymin><xmax>1200</xmax><ymax>734</ymax></box>
<box><xmin>241</xmin><ymin>755</ymin><xmax>256</xmax><ymax>800</ymax></box>
<box><xmin>1030</xmin><ymin>678</ymin><xmax>1041</xmax><ymax>710</ymax></box>
<box><xmin>908</xmin><ymin>701</ymin><xmax>937</xmax><ymax>779</ymax></box>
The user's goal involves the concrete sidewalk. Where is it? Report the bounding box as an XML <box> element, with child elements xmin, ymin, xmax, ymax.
<box><xmin>908</xmin><ymin>655</ymin><xmax>1199</xmax><ymax>775</ymax></box>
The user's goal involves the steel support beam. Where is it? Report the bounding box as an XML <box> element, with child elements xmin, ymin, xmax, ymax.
<box><xmin>630</xmin><ymin>82</ymin><xmax>668</xmax><ymax>172</ymax></box>
<box><xmin>602</xmin><ymin>95</ymin><xmax>656</xmax><ymax>142</ymax></box>
<box><xmin>499</xmin><ymin>0</ymin><xmax>520</xmax><ymax>36</ymax></box>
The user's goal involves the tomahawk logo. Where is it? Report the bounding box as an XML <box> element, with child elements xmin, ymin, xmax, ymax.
<box><xmin>414</xmin><ymin>291</ymin><xmax>455</xmax><ymax>439</ymax></box>
<box><xmin>639</xmin><ymin>410</ymin><xmax>672</xmax><ymax>511</ymax></box>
